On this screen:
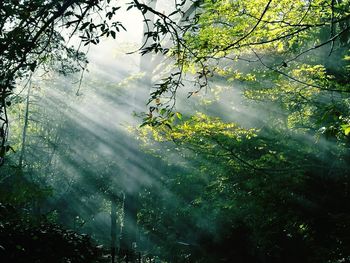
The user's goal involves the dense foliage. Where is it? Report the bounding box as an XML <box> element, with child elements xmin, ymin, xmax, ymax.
<box><xmin>134</xmin><ymin>0</ymin><xmax>350</xmax><ymax>262</ymax></box>
<box><xmin>0</xmin><ymin>0</ymin><xmax>350</xmax><ymax>262</ymax></box>
<box><xmin>0</xmin><ymin>203</ymin><xmax>103</xmax><ymax>262</ymax></box>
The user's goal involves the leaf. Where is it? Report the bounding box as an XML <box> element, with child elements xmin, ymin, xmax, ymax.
<box><xmin>29</xmin><ymin>62</ymin><xmax>37</xmax><ymax>72</ymax></box>
<box><xmin>140</xmin><ymin>122</ymin><xmax>148</xmax><ymax>128</ymax></box>
<box><xmin>120</xmin><ymin>24</ymin><xmax>126</xmax><ymax>31</ymax></box>
<box><xmin>176</xmin><ymin>112</ymin><xmax>183</xmax><ymax>120</ymax></box>
<box><xmin>341</xmin><ymin>124</ymin><xmax>350</xmax><ymax>136</ymax></box>
<box><xmin>165</xmin><ymin>123</ymin><xmax>172</xmax><ymax>130</ymax></box>
<box><xmin>345</xmin><ymin>127</ymin><xmax>350</xmax><ymax>136</ymax></box>
<box><xmin>80</xmin><ymin>22</ymin><xmax>90</xmax><ymax>30</ymax></box>
<box><xmin>110</xmin><ymin>30</ymin><xmax>116</xmax><ymax>39</ymax></box>
<box><xmin>168</xmin><ymin>10</ymin><xmax>179</xmax><ymax>17</ymax></box>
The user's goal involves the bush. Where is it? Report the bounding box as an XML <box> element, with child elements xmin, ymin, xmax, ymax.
<box><xmin>0</xmin><ymin>203</ymin><xmax>102</xmax><ymax>263</ymax></box>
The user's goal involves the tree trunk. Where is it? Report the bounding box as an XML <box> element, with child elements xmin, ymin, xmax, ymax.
<box><xmin>111</xmin><ymin>197</ymin><xmax>118</xmax><ymax>263</ymax></box>
<box><xmin>19</xmin><ymin>83</ymin><xmax>31</xmax><ymax>168</ymax></box>
<box><xmin>119</xmin><ymin>192</ymin><xmax>138</xmax><ymax>262</ymax></box>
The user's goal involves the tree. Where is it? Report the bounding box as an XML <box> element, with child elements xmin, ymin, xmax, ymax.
<box><xmin>2</xmin><ymin>0</ymin><xmax>350</xmax><ymax>262</ymax></box>
<box><xmin>131</xmin><ymin>1</ymin><xmax>350</xmax><ymax>261</ymax></box>
<box><xmin>0</xmin><ymin>0</ymin><xmax>127</xmax><ymax>165</ymax></box>
<box><xmin>143</xmin><ymin>0</ymin><xmax>350</xmax><ymax>127</ymax></box>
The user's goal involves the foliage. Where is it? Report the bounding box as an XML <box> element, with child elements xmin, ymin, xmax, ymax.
<box><xmin>0</xmin><ymin>0</ymin><xmax>127</xmax><ymax>165</ymax></box>
<box><xmin>142</xmin><ymin>0</ymin><xmax>350</xmax><ymax>130</ymax></box>
<box><xmin>136</xmin><ymin>110</ymin><xmax>350</xmax><ymax>262</ymax></box>
<box><xmin>0</xmin><ymin>203</ymin><xmax>103</xmax><ymax>263</ymax></box>
<box><xmin>1</xmin><ymin>0</ymin><xmax>350</xmax><ymax>262</ymax></box>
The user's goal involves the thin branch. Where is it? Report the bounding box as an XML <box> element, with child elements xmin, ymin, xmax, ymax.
<box><xmin>285</xmin><ymin>24</ymin><xmax>350</xmax><ymax>64</ymax></box>
<box><xmin>221</xmin><ymin>0</ymin><xmax>273</xmax><ymax>52</ymax></box>
<box><xmin>252</xmin><ymin>49</ymin><xmax>350</xmax><ymax>93</ymax></box>
<box><xmin>329</xmin><ymin>0</ymin><xmax>335</xmax><ymax>56</ymax></box>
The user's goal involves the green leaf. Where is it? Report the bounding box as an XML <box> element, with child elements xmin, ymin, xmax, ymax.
<box><xmin>176</xmin><ymin>112</ymin><xmax>183</xmax><ymax>120</ymax></box>
<box><xmin>341</xmin><ymin>124</ymin><xmax>350</xmax><ymax>136</ymax></box>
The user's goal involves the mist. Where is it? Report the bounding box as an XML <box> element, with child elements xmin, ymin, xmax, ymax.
<box><xmin>1</xmin><ymin>0</ymin><xmax>350</xmax><ymax>262</ymax></box>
